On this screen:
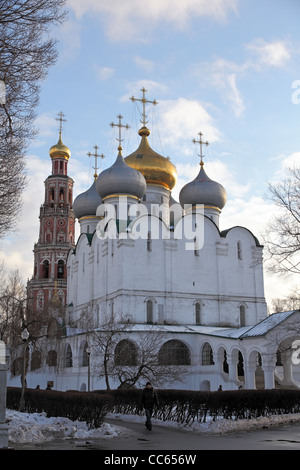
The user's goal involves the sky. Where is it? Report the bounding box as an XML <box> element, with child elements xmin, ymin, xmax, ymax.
<box><xmin>1</xmin><ymin>0</ymin><xmax>300</xmax><ymax>308</ymax></box>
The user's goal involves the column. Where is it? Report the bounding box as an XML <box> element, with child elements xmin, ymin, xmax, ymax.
<box><xmin>262</xmin><ymin>364</ymin><xmax>275</xmax><ymax>389</ymax></box>
<box><xmin>244</xmin><ymin>363</ymin><xmax>256</xmax><ymax>390</ymax></box>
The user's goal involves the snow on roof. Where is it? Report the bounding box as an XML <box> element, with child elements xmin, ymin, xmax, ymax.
<box><xmin>240</xmin><ymin>310</ymin><xmax>298</xmax><ymax>338</ymax></box>
<box><xmin>64</xmin><ymin>310</ymin><xmax>300</xmax><ymax>340</ymax></box>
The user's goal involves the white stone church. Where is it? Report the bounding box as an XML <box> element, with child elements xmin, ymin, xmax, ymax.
<box><xmin>8</xmin><ymin>92</ymin><xmax>300</xmax><ymax>392</ymax></box>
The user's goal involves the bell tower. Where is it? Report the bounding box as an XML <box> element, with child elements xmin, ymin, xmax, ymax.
<box><xmin>27</xmin><ymin>112</ymin><xmax>75</xmax><ymax>317</ymax></box>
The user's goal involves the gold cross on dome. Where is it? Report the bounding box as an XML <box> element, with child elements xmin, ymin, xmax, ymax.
<box><xmin>192</xmin><ymin>131</ymin><xmax>209</xmax><ymax>168</ymax></box>
<box><xmin>56</xmin><ymin>111</ymin><xmax>67</xmax><ymax>135</ymax></box>
<box><xmin>110</xmin><ymin>114</ymin><xmax>130</xmax><ymax>150</ymax></box>
<box><xmin>130</xmin><ymin>87</ymin><xmax>158</xmax><ymax>127</ymax></box>
<box><xmin>87</xmin><ymin>145</ymin><xmax>104</xmax><ymax>180</ymax></box>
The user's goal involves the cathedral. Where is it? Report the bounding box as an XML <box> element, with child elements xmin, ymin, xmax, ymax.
<box><xmin>9</xmin><ymin>90</ymin><xmax>300</xmax><ymax>392</ymax></box>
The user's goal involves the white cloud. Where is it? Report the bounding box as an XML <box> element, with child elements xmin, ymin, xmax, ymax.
<box><xmin>192</xmin><ymin>39</ymin><xmax>293</xmax><ymax>117</ymax></box>
<box><xmin>192</xmin><ymin>58</ymin><xmax>248</xmax><ymax>117</ymax></box>
<box><xmin>94</xmin><ymin>66</ymin><xmax>115</xmax><ymax>81</ymax></box>
<box><xmin>158</xmin><ymin>98</ymin><xmax>221</xmax><ymax>149</ymax></box>
<box><xmin>247</xmin><ymin>39</ymin><xmax>291</xmax><ymax>68</ymax></box>
<box><xmin>134</xmin><ymin>56</ymin><xmax>155</xmax><ymax>73</ymax></box>
<box><xmin>67</xmin><ymin>0</ymin><xmax>239</xmax><ymax>41</ymax></box>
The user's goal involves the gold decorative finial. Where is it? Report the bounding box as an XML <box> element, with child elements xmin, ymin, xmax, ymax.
<box><xmin>87</xmin><ymin>145</ymin><xmax>104</xmax><ymax>180</ymax></box>
<box><xmin>56</xmin><ymin>111</ymin><xmax>67</xmax><ymax>137</ymax></box>
<box><xmin>192</xmin><ymin>131</ymin><xmax>209</xmax><ymax>168</ymax></box>
<box><xmin>130</xmin><ymin>87</ymin><xmax>158</xmax><ymax>128</ymax></box>
<box><xmin>110</xmin><ymin>114</ymin><xmax>130</xmax><ymax>152</ymax></box>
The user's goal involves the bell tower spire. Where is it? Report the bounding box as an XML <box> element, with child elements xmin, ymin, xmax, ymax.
<box><xmin>27</xmin><ymin>111</ymin><xmax>75</xmax><ymax>317</ymax></box>
<box><xmin>49</xmin><ymin>111</ymin><xmax>71</xmax><ymax>176</ymax></box>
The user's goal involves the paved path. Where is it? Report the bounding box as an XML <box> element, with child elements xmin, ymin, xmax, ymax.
<box><xmin>10</xmin><ymin>416</ymin><xmax>300</xmax><ymax>451</ymax></box>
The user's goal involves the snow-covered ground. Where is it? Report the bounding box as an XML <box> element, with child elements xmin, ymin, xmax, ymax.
<box><xmin>6</xmin><ymin>409</ymin><xmax>300</xmax><ymax>445</ymax></box>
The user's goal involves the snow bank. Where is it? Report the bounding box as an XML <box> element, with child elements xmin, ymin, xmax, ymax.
<box><xmin>6</xmin><ymin>410</ymin><xmax>128</xmax><ymax>444</ymax></box>
<box><xmin>6</xmin><ymin>409</ymin><xmax>300</xmax><ymax>444</ymax></box>
<box><xmin>108</xmin><ymin>412</ymin><xmax>300</xmax><ymax>434</ymax></box>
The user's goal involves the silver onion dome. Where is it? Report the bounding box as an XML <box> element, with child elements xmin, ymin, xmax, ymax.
<box><xmin>179</xmin><ymin>165</ymin><xmax>227</xmax><ymax>209</ymax></box>
<box><xmin>73</xmin><ymin>180</ymin><xmax>103</xmax><ymax>219</ymax></box>
<box><xmin>96</xmin><ymin>150</ymin><xmax>146</xmax><ymax>200</ymax></box>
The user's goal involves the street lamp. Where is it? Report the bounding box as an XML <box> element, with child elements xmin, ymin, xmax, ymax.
<box><xmin>20</xmin><ymin>327</ymin><xmax>29</xmax><ymax>412</ymax></box>
<box><xmin>86</xmin><ymin>346</ymin><xmax>91</xmax><ymax>392</ymax></box>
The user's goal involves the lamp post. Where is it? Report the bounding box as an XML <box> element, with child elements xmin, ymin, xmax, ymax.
<box><xmin>20</xmin><ymin>327</ymin><xmax>29</xmax><ymax>412</ymax></box>
<box><xmin>86</xmin><ymin>346</ymin><xmax>91</xmax><ymax>392</ymax></box>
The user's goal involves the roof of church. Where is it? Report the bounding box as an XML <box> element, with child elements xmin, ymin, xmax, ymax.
<box><xmin>239</xmin><ymin>310</ymin><xmax>299</xmax><ymax>338</ymax></box>
<box><xmin>62</xmin><ymin>312</ymin><xmax>300</xmax><ymax>340</ymax></box>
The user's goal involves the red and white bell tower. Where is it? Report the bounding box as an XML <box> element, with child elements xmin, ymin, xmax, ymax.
<box><xmin>27</xmin><ymin>112</ymin><xmax>75</xmax><ymax>316</ymax></box>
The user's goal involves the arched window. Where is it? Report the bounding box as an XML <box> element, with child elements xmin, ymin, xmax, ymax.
<box><xmin>115</xmin><ymin>340</ymin><xmax>137</xmax><ymax>366</ymax></box>
<box><xmin>237</xmin><ymin>241</ymin><xmax>242</xmax><ymax>260</ymax></box>
<box><xmin>158</xmin><ymin>340</ymin><xmax>191</xmax><ymax>365</ymax></box>
<box><xmin>79</xmin><ymin>341</ymin><xmax>89</xmax><ymax>367</ymax></box>
<box><xmin>202</xmin><ymin>343</ymin><xmax>214</xmax><ymax>365</ymax></box>
<box><xmin>31</xmin><ymin>350</ymin><xmax>42</xmax><ymax>371</ymax></box>
<box><xmin>47</xmin><ymin>350</ymin><xmax>57</xmax><ymax>367</ymax></box>
<box><xmin>65</xmin><ymin>344</ymin><xmax>73</xmax><ymax>367</ymax></box>
<box><xmin>239</xmin><ymin>305</ymin><xmax>246</xmax><ymax>326</ymax></box>
<box><xmin>42</xmin><ymin>260</ymin><xmax>49</xmax><ymax>279</ymax></box>
<box><xmin>57</xmin><ymin>260</ymin><xmax>64</xmax><ymax>279</ymax></box>
<box><xmin>146</xmin><ymin>300</ymin><xmax>153</xmax><ymax>324</ymax></box>
<box><xmin>195</xmin><ymin>302</ymin><xmax>201</xmax><ymax>325</ymax></box>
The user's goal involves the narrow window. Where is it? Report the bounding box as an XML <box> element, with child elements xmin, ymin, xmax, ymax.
<box><xmin>195</xmin><ymin>302</ymin><xmax>201</xmax><ymax>325</ymax></box>
<box><xmin>202</xmin><ymin>343</ymin><xmax>214</xmax><ymax>365</ymax></box>
<box><xmin>194</xmin><ymin>237</ymin><xmax>199</xmax><ymax>256</ymax></box>
<box><xmin>57</xmin><ymin>260</ymin><xmax>64</xmax><ymax>279</ymax></box>
<box><xmin>237</xmin><ymin>241</ymin><xmax>242</xmax><ymax>260</ymax></box>
<box><xmin>147</xmin><ymin>231</ymin><xmax>152</xmax><ymax>252</ymax></box>
<box><xmin>146</xmin><ymin>300</ymin><xmax>153</xmax><ymax>324</ymax></box>
<box><xmin>240</xmin><ymin>305</ymin><xmax>246</xmax><ymax>326</ymax></box>
<box><xmin>42</xmin><ymin>260</ymin><xmax>49</xmax><ymax>279</ymax></box>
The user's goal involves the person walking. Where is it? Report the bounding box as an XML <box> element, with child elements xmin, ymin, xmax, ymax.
<box><xmin>141</xmin><ymin>382</ymin><xmax>159</xmax><ymax>431</ymax></box>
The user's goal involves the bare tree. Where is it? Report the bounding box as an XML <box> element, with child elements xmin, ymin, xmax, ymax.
<box><xmin>264</xmin><ymin>167</ymin><xmax>300</xmax><ymax>275</ymax></box>
<box><xmin>113</xmin><ymin>327</ymin><xmax>188</xmax><ymax>389</ymax></box>
<box><xmin>89</xmin><ymin>314</ymin><xmax>188</xmax><ymax>390</ymax></box>
<box><xmin>271</xmin><ymin>286</ymin><xmax>300</xmax><ymax>314</ymax></box>
<box><xmin>0</xmin><ymin>0</ymin><xmax>68</xmax><ymax>238</ymax></box>
<box><xmin>0</xmin><ymin>267</ymin><xmax>27</xmax><ymax>344</ymax></box>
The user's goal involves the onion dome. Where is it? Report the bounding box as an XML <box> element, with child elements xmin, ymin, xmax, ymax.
<box><xmin>73</xmin><ymin>180</ymin><xmax>103</xmax><ymax>219</ymax></box>
<box><xmin>125</xmin><ymin>127</ymin><xmax>177</xmax><ymax>191</ymax></box>
<box><xmin>179</xmin><ymin>162</ymin><xmax>227</xmax><ymax>210</ymax></box>
<box><xmin>96</xmin><ymin>147</ymin><xmax>146</xmax><ymax>200</ymax></box>
<box><xmin>49</xmin><ymin>132</ymin><xmax>71</xmax><ymax>160</ymax></box>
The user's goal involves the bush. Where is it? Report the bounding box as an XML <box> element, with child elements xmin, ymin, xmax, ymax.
<box><xmin>7</xmin><ymin>387</ymin><xmax>300</xmax><ymax>428</ymax></box>
<box><xmin>95</xmin><ymin>388</ymin><xmax>300</xmax><ymax>424</ymax></box>
<box><xmin>7</xmin><ymin>387</ymin><xmax>112</xmax><ymax>429</ymax></box>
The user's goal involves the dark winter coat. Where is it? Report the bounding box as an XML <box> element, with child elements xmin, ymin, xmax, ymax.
<box><xmin>141</xmin><ymin>387</ymin><xmax>159</xmax><ymax>410</ymax></box>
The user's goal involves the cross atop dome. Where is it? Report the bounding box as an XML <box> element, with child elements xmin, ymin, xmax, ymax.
<box><xmin>56</xmin><ymin>111</ymin><xmax>67</xmax><ymax>136</ymax></box>
<box><xmin>192</xmin><ymin>131</ymin><xmax>209</xmax><ymax>168</ymax></box>
<box><xmin>87</xmin><ymin>145</ymin><xmax>104</xmax><ymax>181</ymax></box>
<box><xmin>130</xmin><ymin>87</ymin><xmax>157</xmax><ymax>128</ymax></box>
<box><xmin>110</xmin><ymin>114</ymin><xmax>130</xmax><ymax>152</ymax></box>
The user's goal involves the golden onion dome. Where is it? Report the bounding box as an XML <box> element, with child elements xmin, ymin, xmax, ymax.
<box><xmin>125</xmin><ymin>127</ymin><xmax>177</xmax><ymax>191</ymax></box>
<box><xmin>49</xmin><ymin>133</ymin><xmax>71</xmax><ymax>160</ymax></box>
